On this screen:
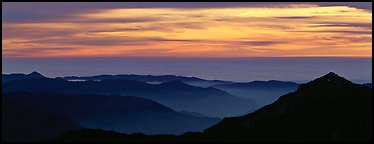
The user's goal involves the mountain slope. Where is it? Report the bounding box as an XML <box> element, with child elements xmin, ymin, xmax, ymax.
<box><xmin>3</xmin><ymin>78</ymin><xmax>256</xmax><ymax>117</ymax></box>
<box><xmin>3</xmin><ymin>92</ymin><xmax>220</xmax><ymax>135</ymax></box>
<box><xmin>2</xmin><ymin>98</ymin><xmax>81</xmax><ymax>142</ymax></box>
<box><xmin>213</xmin><ymin>80</ymin><xmax>299</xmax><ymax>105</ymax></box>
<box><xmin>203</xmin><ymin>72</ymin><xmax>372</xmax><ymax>141</ymax></box>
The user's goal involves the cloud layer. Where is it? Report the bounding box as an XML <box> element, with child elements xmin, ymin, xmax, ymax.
<box><xmin>2</xmin><ymin>2</ymin><xmax>372</xmax><ymax>58</ymax></box>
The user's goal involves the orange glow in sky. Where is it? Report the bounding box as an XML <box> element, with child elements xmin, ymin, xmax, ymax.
<box><xmin>2</xmin><ymin>3</ymin><xmax>372</xmax><ymax>58</ymax></box>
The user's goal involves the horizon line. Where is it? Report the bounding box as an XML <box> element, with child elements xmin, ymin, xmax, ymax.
<box><xmin>2</xmin><ymin>56</ymin><xmax>372</xmax><ymax>59</ymax></box>
<box><xmin>2</xmin><ymin>71</ymin><xmax>372</xmax><ymax>84</ymax></box>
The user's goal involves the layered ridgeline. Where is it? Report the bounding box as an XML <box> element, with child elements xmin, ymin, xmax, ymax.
<box><xmin>63</xmin><ymin>74</ymin><xmax>232</xmax><ymax>87</ymax></box>
<box><xmin>2</xmin><ymin>99</ymin><xmax>81</xmax><ymax>142</ymax></box>
<box><xmin>212</xmin><ymin>80</ymin><xmax>299</xmax><ymax>105</ymax></box>
<box><xmin>2</xmin><ymin>73</ymin><xmax>256</xmax><ymax>117</ymax></box>
<box><xmin>53</xmin><ymin>72</ymin><xmax>372</xmax><ymax>142</ymax></box>
<box><xmin>3</xmin><ymin>92</ymin><xmax>219</xmax><ymax>136</ymax></box>
<box><xmin>63</xmin><ymin>74</ymin><xmax>300</xmax><ymax>105</ymax></box>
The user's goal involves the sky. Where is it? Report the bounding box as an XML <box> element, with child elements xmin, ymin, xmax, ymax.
<box><xmin>2</xmin><ymin>2</ymin><xmax>372</xmax><ymax>58</ymax></box>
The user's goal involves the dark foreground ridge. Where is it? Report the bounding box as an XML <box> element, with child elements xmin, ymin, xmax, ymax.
<box><xmin>3</xmin><ymin>92</ymin><xmax>220</xmax><ymax>136</ymax></box>
<box><xmin>52</xmin><ymin>72</ymin><xmax>372</xmax><ymax>142</ymax></box>
<box><xmin>2</xmin><ymin>99</ymin><xmax>81</xmax><ymax>142</ymax></box>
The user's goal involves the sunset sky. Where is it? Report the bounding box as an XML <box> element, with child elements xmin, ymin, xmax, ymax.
<box><xmin>2</xmin><ymin>2</ymin><xmax>372</xmax><ymax>58</ymax></box>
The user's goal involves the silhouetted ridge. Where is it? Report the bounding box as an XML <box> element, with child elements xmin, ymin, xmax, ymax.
<box><xmin>203</xmin><ymin>72</ymin><xmax>372</xmax><ymax>141</ymax></box>
<box><xmin>2</xmin><ymin>71</ymin><xmax>45</xmax><ymax>83</ymax></box>
<box><xmin>297</xmin><ymin>72</ymin><xmax>353</xmax><ymax>92</ymax></box>
<box><xmin>314</xmin><ymin>72</ymin><xmax>349</xmax><ymax>83</ymax></box>
<box><xmin>28</xmin><ymin>71</ymin><xmax>45</xmax><ymax>78</ymax></box>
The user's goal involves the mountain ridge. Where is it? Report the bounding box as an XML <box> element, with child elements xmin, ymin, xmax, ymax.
<box><xmin>3</xmin><ymin>77</ymin><xmax>256</xmax><ymax>117</ymax></box>
<box><xmin>203</xmin><ymin>72</ymin><xmax>372</xmax><ymax>141</ymax></box>
<box><xmin>3</xmin><ymin>91</ymin><xmax>220</xmax><ymax>135</ymax></box>
<box><xmin>52</xmin><ymin>72</ymin><xmax>372</xmax><ymax>141</ymax></box>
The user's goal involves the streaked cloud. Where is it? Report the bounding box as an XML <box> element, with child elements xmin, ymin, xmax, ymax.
<box><xmin>308</xmin><ymin>22</ymin><xmax>372</xmax><ymax>29</ymax></box>
<box><xmin>2</xmin><ymin>2</ymin><xmax>372</xmax><ymax>58</ymax></box>
<box><xmin>275</xmin><ymin>16</ymin><xmax>316</xmax><ymax>19</ymax></box>
<box><xmin>292</xmin><ymin>30</ymin><xmax>372</xmax><ymax>35</ymax></box>
<box><xmin>236</xmin><ymin>41</ymin><xmax>287</xmax><ymax>46</ymax></box>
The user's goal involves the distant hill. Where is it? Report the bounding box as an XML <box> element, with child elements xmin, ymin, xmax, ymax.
<box><xmin>213</xmin><ymin>80</ymin><xmax>299</xmax><ymax>105</ymax></box>
<box><xmin>63</xmin><ymin>74</ymin><xmax>232</xmax><ymax>87</ymax></box>
<box><xmin>204</xmin><ymin>72</ymin><xmax>372</xmax><ymax>141</ymax></box>
<box><xmin>2</xmin><ymin>71</ymin><xmax>45</xmax><ymax>83</ymax></box>
<box><xmin>3</xmin><ymin>78</ymin><xmax>257</xmax><ymax>117</ymax></box>
<box><xmin>2</xmin><ymin>98</ymin><xmax>81</xmax><ymax>142</ymax></box>
<box><xmin>53</xmin><ymin>72</ymin><xmax>372</xmax><ymax>142</ymax></box>
<box><xmin>63</xmin><ymin>74</ymin><xmax>203</xmax><ymax>82</ymax></box>
<box><xmin>3</xmin><ymin>92</ymin><xmax>220</xmax><ymax>135</ymax></box>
